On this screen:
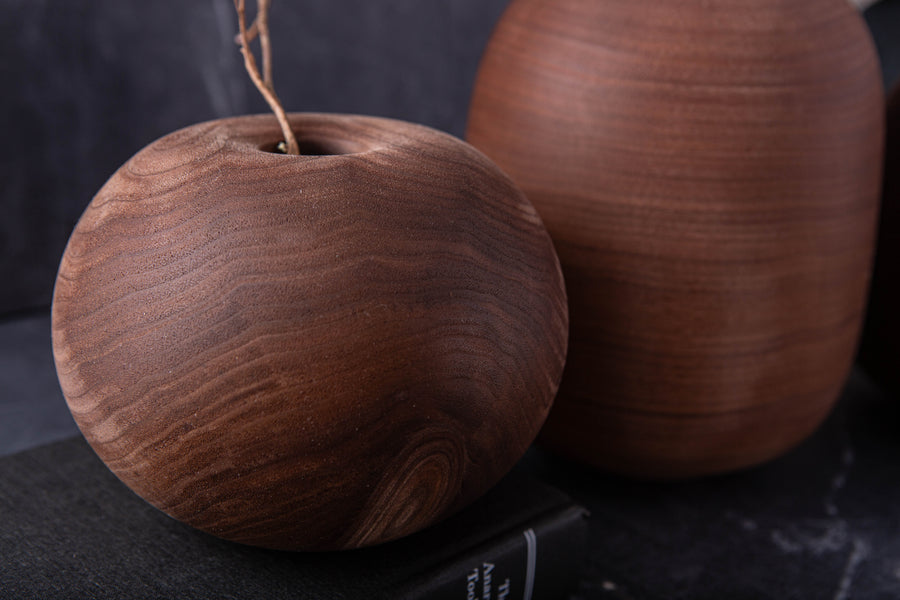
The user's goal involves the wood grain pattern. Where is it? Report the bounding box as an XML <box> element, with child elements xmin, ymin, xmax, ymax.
<box><xmin>860</xmin><ymin>84</ymin><xmax>900</xmax><ymax>395</ymax></box>
<box><xmin>51</xmin><ymin>113</ymin><xmax>568</xmax><ymax>550</ymax></box>
<box><xmin>467</xmin><ymin>0</ymin><xmax>884</xmax><ymax>478</ymax></box>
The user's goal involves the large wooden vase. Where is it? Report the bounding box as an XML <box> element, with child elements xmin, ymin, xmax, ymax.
<box><xmin>467</xmin><ymin>0</ymin><xmax>884</xmax><ymax>478</ymax></box>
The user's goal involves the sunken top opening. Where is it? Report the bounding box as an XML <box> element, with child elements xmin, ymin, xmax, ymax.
<box><xmin>259</xmin><ymin>133</ymin><xmax>372</xmax><ymax>156</ymax></box>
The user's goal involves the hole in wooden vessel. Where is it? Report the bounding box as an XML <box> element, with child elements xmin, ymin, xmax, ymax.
<box><xmin>260</xmin><ymin>134</ymin><xmax>368</xmax><ymax>156</ymax></box>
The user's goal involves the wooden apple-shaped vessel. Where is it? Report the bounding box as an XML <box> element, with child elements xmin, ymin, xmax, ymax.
<box><xmin>859</xmin><ymin>84</ymin><xmax>900</xmax><ymax>395</ymax></box>
<box><xmin>51</xmin><ymin>113</ymin><xmax>568</xmax><ymax>550</ymax></box>
<box><xmin>467</xmin><ymin>0</ymin><xmax>884</xmax><ymax>478</ymax></box>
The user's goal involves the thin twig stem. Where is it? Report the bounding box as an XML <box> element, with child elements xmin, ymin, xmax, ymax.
<box><xmin>235</xmin><ymin>19</ymin><xmax>258</xmax><ymax>45</ymax></box>
<box><xmin>257</xmin><ymin>0</ymin><xmax>273</xmax><ymax>88</ymax></box>
<box><xmin>234</xmin><ymin>0</ymin><xmax>299</xmax><ymax>155</ymax></box>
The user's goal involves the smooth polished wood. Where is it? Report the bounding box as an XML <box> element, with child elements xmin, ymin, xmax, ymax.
<box><xmin>860</xmin><ymin>84</ymin><xmax>900</xmax><ymax>395</ymax></box>
<box><xmin>52</xmin><ymin>113</ymin><xmax>568</xmax><ymax>550</ymax></box>
<box><xmin>467</xmin><ymin>0</ymin><xmax>884</xmax><ymax>478</ymax></box>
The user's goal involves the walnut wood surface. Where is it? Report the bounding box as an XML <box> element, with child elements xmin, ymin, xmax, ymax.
<box><xmin>51</xmin><ymin>113</ymin><xmax>568</xmax><ymax>550</ymax></box>
<box><xmin>860</xmin><ymin>85</ymin><xmax>900</xmax><ymax>395</ymax></box>
<box><xmin>467</xmin><ymin>0</ymin><xmax>884</xmax><ymax>478</ymax></box>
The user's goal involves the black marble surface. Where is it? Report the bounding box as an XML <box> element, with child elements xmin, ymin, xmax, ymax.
<box><xmin>528</xmin><ymin>370</ymin><xmax>900</xmax><ymax>599</ymax></box>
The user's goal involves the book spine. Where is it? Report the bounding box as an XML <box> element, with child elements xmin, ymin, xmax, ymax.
<box><xmin>397</xmin><ymin>505</ymin><xmax>589</xmax><ymax>600</ymax></box>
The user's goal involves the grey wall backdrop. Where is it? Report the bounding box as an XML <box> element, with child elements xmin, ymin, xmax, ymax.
<box><xmin>1</xmin><ymin>0</ymin><xmax>898</xmax><ymax>316</ymax></box>
<box><xmin>0</xmin><ymin>0</ymin><xmax>508</xmax><ymax>315</ymax></box>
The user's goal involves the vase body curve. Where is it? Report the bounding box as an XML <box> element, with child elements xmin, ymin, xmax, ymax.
<box><xmin>467</xmin><ymin>0</ymin><xmax>884</xmax><ymax>478</ymax></box>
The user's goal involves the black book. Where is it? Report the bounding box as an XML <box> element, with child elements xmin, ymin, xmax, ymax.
<box><xmin>0</xmin><ymin>437</ymin><xmax>588</xmax><ymax>599</ymax></box>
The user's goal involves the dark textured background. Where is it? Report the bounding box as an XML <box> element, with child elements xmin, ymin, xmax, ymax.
<box><xmin>0</xmin><ymin>0</ymin><xmax>508</xmax><ymax>315</ymax></box>
<box><xmin>869</xmin><ymin>0</ymin><xmax>900</xmax><ymax>89</ymax></box>
<box><xmin>2</xmin><ymin>0</ymin><xmax>899</xmax><ymax>316</ymax></box>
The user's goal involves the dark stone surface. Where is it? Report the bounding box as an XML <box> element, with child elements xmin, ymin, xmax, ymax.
<box><xmin>526</xmin><ymin>369</ymin><xmax>900</xmax><ymax>599</ymax></box>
